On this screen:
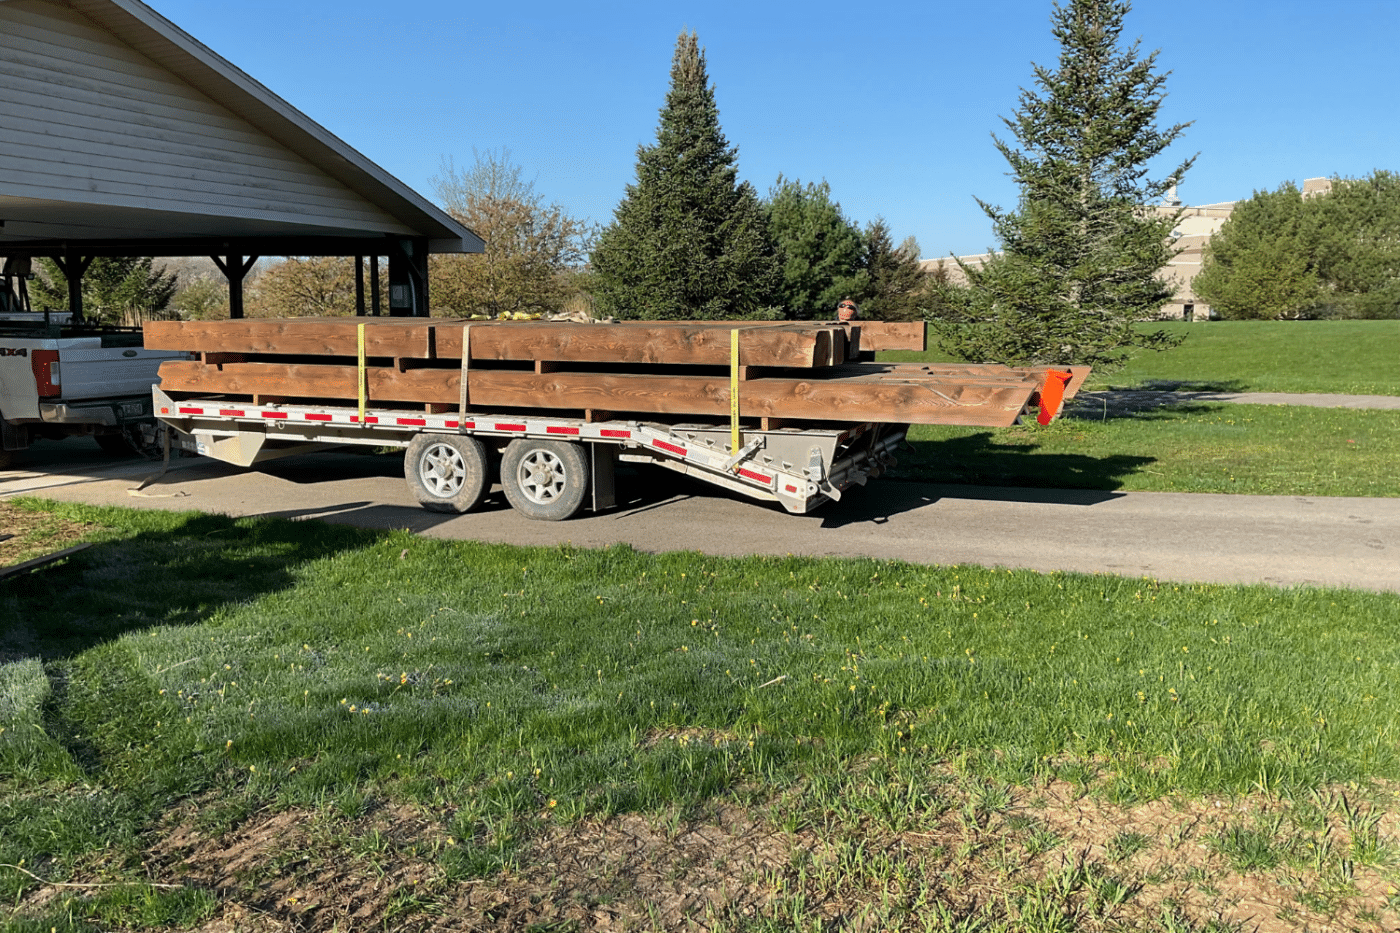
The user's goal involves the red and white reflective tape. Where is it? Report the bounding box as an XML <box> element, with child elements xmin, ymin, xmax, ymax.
<box><xmin>160</xmin><ymin>396</ymin><xmax>799</xmax><ymax>496</ymax></box>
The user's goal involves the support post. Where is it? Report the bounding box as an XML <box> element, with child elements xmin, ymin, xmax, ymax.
<box><xmin>51</xmin><ymin>253</ymin><xmax>93</xmax><ymax>323</ymax></box>
<box><xmin>370</xmin><ymin>255</ymin><xmax>382</xmax><ymax>316</ymax></box>
<box><xmin>355</xmin><ymin>255</ymin><xmax>366</xmax><ymax>316</ymax></box>
<box><xmin>387</xmin><ymin>237</ymin><xmax>429</xmax><ymax>317</ymax></box>
<box><xmin>212</xmin><ymin>254</ymin><xmax>258</xmax><ymax>319</ymax></box>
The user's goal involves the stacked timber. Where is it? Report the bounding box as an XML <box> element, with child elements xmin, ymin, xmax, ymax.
<box><xmin>143</xmin><ymin>319</ymin><xmax>1088</xmax><ymax>428</ymax></box>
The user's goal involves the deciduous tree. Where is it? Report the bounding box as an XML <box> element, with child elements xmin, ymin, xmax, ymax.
<box><xmin>1194</xmin><ymin>171</ymin><xmax>1400</xmax><ymax>320</ymax></box>
<box><xmin>430</xmin><ymin>149</ymin><xmax>593</xmax><ymax>317</ymax></box>
<box><xmin>252</xmin><ymin>257</ymin><xmax>360</xmax><ymax>317</ymax></box>
<box><xmin>937</xmin><ymin>0</ymin><xmax>1192</xmax><ymax>369</ymax></box>
<box><xmin>1307</xmin><ymin>171</ymin><xmax>1400</xmax><ymax>319</ymax></box>
<box><xmin>1192</xmin><ymin>183</ymin><xmax>1320</xmax><ymax>320</ymax></box>
<box><xmin>590</xmin><ymin>31</ymin><xmax>780</xmax><ymax>320</ymax></box>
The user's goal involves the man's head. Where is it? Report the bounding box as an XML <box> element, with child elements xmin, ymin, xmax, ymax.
<box><xmin>837</xmin><ymin>299</ymin><xmax>859</xmax><ymax>319</ymax></box>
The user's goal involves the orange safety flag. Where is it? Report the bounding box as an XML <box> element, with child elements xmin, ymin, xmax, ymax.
<box><xmin>1037</xmin><ymin>369</ymin><xmax>1073</xmax><ymax>425</ymax></box>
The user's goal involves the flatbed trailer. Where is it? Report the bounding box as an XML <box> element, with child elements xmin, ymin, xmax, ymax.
<box><xmin>152</xmin><ymin>386</ymin><xmax>907</xmax><ymax>520</ymax></box>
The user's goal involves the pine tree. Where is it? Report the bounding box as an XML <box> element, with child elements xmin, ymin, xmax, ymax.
<box><xmin>862</xmin><ymin>219</ymin><xmax>929</xmax><ymax>322</ymax></box>
<box><xmin>591</xmin><ymin>32</ymin><xmax>780</xmax><ymax>320</ymax></box>
<box><xmin>764</xmin><ymin>176</ymin><xmax>868</xmax><ymax>317</ymax></box>
<box><xmin>31</xmin><ymin>256</ymin><xmax>177</xmax><ymax>324</ymax></box>
<box><xmin>938</xmin><ymin>0</ymin><xmax>1192</xmax><ymax>369</ymax></box>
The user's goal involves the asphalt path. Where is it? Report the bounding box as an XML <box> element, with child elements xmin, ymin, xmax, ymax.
<box><xmin>4</xmin><ymin>434</ymin><xmax>1395</xmax><ymax>594</ymax></box>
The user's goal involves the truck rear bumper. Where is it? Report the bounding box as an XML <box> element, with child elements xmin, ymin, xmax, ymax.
<box><xmin>40</xmin><ymin>397</ymin><xmax>152</xmax><ymax>427</ymax></box>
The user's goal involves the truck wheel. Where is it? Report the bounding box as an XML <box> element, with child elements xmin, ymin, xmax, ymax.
<box><xmin>500</xmin><ymin>439</ymin><xmax>589</xmax><ymax>521</ymax></box>
<box><xmin>404</xmin><ymin>434</ymin><xmax>490</xmax><ymax>513</ymax></box>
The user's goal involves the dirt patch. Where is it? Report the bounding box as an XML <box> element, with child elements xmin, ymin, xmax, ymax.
<box><xmin>427</xmin><ymin>803</ymin><xmax>794</xmax><ymax>932</ymax></box>
<box><xmin>0</xmin><ymin>500</ymin><xmax>97</xmax><ymax>568</ymax></box>
<box><xmin>17</xmin><ymin>780</ymin><xmax>1374</xmax><ymax>932</ymax></box>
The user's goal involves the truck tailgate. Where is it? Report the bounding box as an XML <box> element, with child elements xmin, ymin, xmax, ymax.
<box><xmin>59</xmin><ymin>345</ymin><xmax>189</xmax><ymax>399</ymax></box>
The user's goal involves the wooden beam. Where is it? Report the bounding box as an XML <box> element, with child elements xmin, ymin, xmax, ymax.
<box><xmin>157</xmin><ymin>361</ymin><xmax>1038</xmax><ymax>427</ymax></box>
<box><xmin>840</xmin><ymin>321</ymin><xmax>926</xmax><ymax>352</ymax></box>
<box><xmin>826</xmin><ymin>362</ymin><xmax>1092</xmax><ymax>398</ymax></box>
<box><xmin>146</xmin><ymin>318</ymin><xmax>433</xmax><ymax>358</ymax></box>
<box><xmin>145</xmin><ymin>319</ymin><xmax>846</xmax><ymax>369</ymax></box>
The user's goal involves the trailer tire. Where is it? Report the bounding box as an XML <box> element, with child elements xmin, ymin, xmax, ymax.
<box><xmin>500</xmin><ymin>439</ymin><xmax>589</xmax><ymax>521</ymax></box>
<box><xmin>404</xmin><ymin>434</ymin><xmax>490</xmax><ymax>513</ymax></box>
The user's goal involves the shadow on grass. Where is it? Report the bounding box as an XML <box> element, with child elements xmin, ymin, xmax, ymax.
<box><xmin>890</xmin><ymin>431</ymin><xmax>1157</xmax><ymax>492</ymax></box>
<box><xmin>0</xmin><ymin>508</ymin><xmax>391</xmax><ymax>664</ymax></box>
<box><xmin>1132</xmin><ymin>378</ymin><xmax>1251</xmax><ymax>393</ymax></box>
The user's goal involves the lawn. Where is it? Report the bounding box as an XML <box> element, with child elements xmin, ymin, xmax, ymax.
<box><xmin>896</xmin><ymin>403</ymin><xmax>1400</xmax><ymax>497</ymax></box>
<box><xmin>883</xmin><ymin>319</ymin><xmax>1400</xmax><ymax>396</ymax></box>
<box><xmin>4</xmin><ymin>500</ymin><xmax>1400</xmax><ymax>931</ymax></box>
<box><xmin>876</xmin><ymin>319</ymin><xmax>1400</xmax><ymax>497</ymax></box>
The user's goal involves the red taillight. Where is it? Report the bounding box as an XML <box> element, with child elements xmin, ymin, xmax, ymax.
<box><xmin>31</xmin><ymin>349</ymin><xmax>61</xmax><ymax>397</ymax></box>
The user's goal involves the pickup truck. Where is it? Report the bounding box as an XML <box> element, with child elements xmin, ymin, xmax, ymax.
<box><xmin>1</xmin><ymin>257</ymin><xmax>187</xmax><ymax>469</ymax></box>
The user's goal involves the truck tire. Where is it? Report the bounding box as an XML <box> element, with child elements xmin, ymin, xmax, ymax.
<box><xmin>404</xmin><ymin>434</ymin><xmax>490</xmax><ymax>514</ymax></box>
<box><xmin>500</xmin><ymin>438</ymin><xmax>589</xmax><ymax>521</ymax></box>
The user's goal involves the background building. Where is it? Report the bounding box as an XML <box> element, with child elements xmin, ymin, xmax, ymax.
<box><xmin>920</xmin><ymin>179</ymin><xmax>1333</xmax><ymax>321</ymax></box>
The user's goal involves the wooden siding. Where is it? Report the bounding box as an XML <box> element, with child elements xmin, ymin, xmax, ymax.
<box><xmin>0</xmin><ymin>0</ymin><xmax>415</xmax><ymax>234</ymax></box>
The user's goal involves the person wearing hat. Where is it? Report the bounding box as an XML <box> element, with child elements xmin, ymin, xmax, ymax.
<box><xmin>836</xmin><ymin>298</ymin><xmax>859</xmax><ymax>322</ymax></box>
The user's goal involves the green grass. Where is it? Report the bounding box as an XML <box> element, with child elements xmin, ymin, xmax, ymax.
<box><xmin>896</xmin><ymin>403</ymin><xmax>1400</xmax><ymax>496</ymax></box>
<box><xmin>883</xmin><ymin>319</ymin><xmax>1400</xmax><ymax>395</ymax></box>
<box><xmin>4</xmin><ymin>500</ymin><xmax>1400</xmax><ymax>929</ymax></box>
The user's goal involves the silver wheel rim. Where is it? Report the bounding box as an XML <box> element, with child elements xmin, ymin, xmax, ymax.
<box><xmin>419</xmin><ymin>443</ymin><xmax>466</xmax><ymax>497</ymax></box>
<box><xmin>516</xmin><ymin>449</ymin><xmax>567</xmax><ymax>504</ymax></box>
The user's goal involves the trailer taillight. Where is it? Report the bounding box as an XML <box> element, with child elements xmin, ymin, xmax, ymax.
<box><xmin>31</xmin><ymin>349</ymin><xmax>61</xmax><ymax>397</ymax></box>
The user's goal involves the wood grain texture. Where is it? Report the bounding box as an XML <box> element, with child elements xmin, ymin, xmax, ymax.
<box><xmin>158</xmin><ymin>360</ymin><xmax>1037</xmax><ymax>427</ymax></box>
<box><xmin>145</xmin><ymin>319</ymin><xmax>845</xmax><ymax>368</ymax></box>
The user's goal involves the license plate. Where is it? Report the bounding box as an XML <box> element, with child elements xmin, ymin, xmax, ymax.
<box><xmin>119</xmin><ymin>402</ymin><xmax>145</xmax><ymax>419</ymax></box>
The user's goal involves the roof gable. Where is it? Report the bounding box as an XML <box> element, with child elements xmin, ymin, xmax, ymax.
<box><xmin>0</xmin><ymin>0</ymin><xmax>482</xmax><ymax>254</ymax></box>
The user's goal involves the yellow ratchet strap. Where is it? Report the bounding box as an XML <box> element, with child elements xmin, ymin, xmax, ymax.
<box><xmin>357</xmin><ymin>322</ymin><xmax>367</xmax><ymax>422</ymax></box>
<box><xmin>459</xmin><ymin>324</ymin><xmax>471</xmax><ymax>428</ymax></box>
<box><xmin>730</xmin><ymin>328</ymin><xmax>740</xmax><ymax>464</ymax></box>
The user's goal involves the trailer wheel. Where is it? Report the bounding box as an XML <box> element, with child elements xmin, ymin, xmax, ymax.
<box><xmin>500</xmin><ymin>439</ymin><xmax>589</xmax><ymax>521</ymax></box>
<box><xmin>404</xmin><ymin>434</ymin><xmax>490</xmax><ymax>513</ymax></box>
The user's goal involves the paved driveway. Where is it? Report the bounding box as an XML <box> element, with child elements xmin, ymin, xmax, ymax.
<box><xmin>5</xmin><ymin>439</ymin><xmax>1395</xmax><ymax>594</ymax></box>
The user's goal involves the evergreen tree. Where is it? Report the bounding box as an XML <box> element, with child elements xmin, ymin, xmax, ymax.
<box><xmin>937</xmin><ymin>0</ymin><xmax>1192</xmax><ymax>369</ymax></box>
<box><xmin>1193</xmin><ymin>183</ymin><xmax>1321</xmax><ymax>320</ymax></box>
<box><xmin>591</xmin><ymin>31</ymin><xmax>780</xmax><ymax>320</ymax></box>
<box><xmin>764</xmin><ymin>176</ymin><xmax>868</xmax><ymax>317</ymax></box>
<box><xmin>31</xmin><ymin>256</ymin><xmax>177</xmax><ymax>324</ymax></box>
<box><xmin>862</xmin><ymin>218</ymin><xmax>929</xmax><ymax>322</ymax></box>
<box><xmin>1307</xmin><ymin>171</ymin><xmax>1400</xmax><ymax>319</ymax></box>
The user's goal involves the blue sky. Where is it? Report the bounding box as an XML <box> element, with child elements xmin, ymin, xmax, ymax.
<box><xmin>145</xmin><ymin>0</ymin><xmax>1399</xmax><ymax>260</ymax></box>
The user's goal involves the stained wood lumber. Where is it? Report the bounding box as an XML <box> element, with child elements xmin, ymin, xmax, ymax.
<box><xmin>826</xmin><ymin>362</ymin><xmax>1092</xmax><ymax>399</ymax></box>
<box><xmin>842</xmin><ymin>321</ymin><xmax>925</xmax><ymax>352</ymax></box>
<box><xmin>622</xmin><ymin>320</ymin><xmax>925</xmax><ymax>352</ymax></box>
<box><xmin>145</xmin><ymin>319</ymin><xmax>851</xmax><ymax>368</ymax></box>
<box><xmin>156</xmin><ymin>360</ymin><xmax>1039</xmax><ymax>427</ymax></box>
